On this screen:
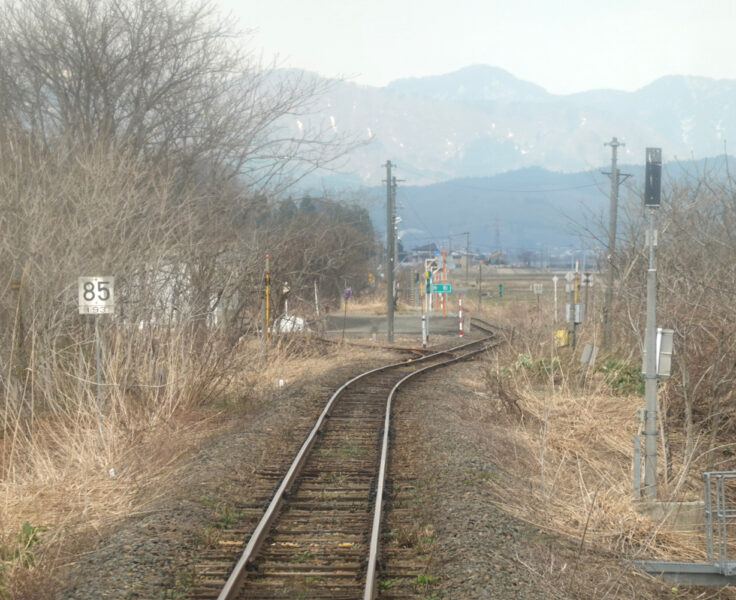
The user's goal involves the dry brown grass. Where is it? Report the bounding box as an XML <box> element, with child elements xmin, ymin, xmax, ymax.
<box><xmin>466</xmin><ymin>305</ymin><xmax>713</xmax><ymax>572</ymax></box>
<box><xmin>342</xmin><ymin>294</ymin><xmax>389</xmax><ymax>315</ymax></box>
<box><xmin>0</xmin><ymin>330</ymin><xmax>386</xmax><ymax>598</ymax></box>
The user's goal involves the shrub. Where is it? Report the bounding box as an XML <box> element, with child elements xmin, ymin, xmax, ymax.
<box><xmin>596</xmin><ymin>359</ymin><xmax>644</xmax><ymax>396</ymax></box>
<box><xmin>0</xmin><ymin>521</ymin><xmax>48</xmax><ymax>599</ymax></box>
<box><xmin>514</xmin><ymin>353</ymin><xmax>561</xmax><ymax>381</ymax></box>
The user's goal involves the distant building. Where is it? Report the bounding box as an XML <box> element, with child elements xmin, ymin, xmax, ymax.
<box><xmin>411</xmin><ymin>243</ymin><xmax>439</xmax><ymax>256</ymax></box>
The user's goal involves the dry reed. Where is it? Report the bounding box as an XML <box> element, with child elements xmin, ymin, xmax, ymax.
<box><xmin>0</xmin><ymin>325</ymin><xmax>382</xmax><ymax>597</ymax></box>
<box><xmin>472</xmin><ymin>304</ymin><xmax>712</xmax><ymax>570</ymax></box>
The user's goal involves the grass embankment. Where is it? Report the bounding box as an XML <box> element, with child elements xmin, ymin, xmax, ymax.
<box><xmin>468</xmin><ymin>303</ymin><xmax>726</xmax><ymax>595</ymax></box>
<box><xmin>0</xmin><ymin>322</ymin><xmax>381</xmax><ymax>599</ymax></box>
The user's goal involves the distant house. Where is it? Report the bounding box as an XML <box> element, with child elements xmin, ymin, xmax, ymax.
<box><xmin>411</xmin><ymin>243</ymin><xmax>439</xmax><ymax>256</ymax></box>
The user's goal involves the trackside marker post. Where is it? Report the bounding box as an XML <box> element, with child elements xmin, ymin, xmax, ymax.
<box><xmin>458</xmin><ymin>294</ymin><xmax>463</xmax><ymax>337</ymax></box>
<box><xmin>78</xmin><ymin>276</ymin><xmax>114</xmax><ymax>416</ymax></box>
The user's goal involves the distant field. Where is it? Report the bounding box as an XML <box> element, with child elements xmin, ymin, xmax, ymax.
<box><xmin>394</xmin><ymin>266</ymin><xmax>601</xmax><ymax>315</ymax></box>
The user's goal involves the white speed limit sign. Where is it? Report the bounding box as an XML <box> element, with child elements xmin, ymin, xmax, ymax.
<box><xmin>78</xmin><ymin>277</ymin><xmax>115</xmax><ymax>314</ymax></box>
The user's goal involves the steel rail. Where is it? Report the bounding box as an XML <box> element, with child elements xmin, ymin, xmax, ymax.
<box><xmin>363</xmin><ymin>338</ymin><xmax>498</xmax><ymax>600</ymax></box>
<box><xmin>471</xmin><ymin>316</ymin><xmax>503</xmax><ymax>336</ymax></box>
<box><xmin>215</xmin><ymin>336</ymin><xmax>493</xmax><ymax>600</ymax></box>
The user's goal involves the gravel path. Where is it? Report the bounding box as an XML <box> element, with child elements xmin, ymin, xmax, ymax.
<box><xmin>384</xmin><ymin>358</ymin><xmax>561</xmax><ymax>599</ymax></box>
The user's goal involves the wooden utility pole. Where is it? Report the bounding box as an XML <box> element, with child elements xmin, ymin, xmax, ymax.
<box><xmin>583</xmin><ymin>272</ymin><xmax>592</xmax><ymax>322</ymax></box>
<box><xmin>464</xmin><ymin>232</ymin><xmax>470</xmax><ymax>283</ymax></box>
<box><xmin>477</xmin><ymin>261</ymin><xmax>482</xmax><ymax>311</ymax></box>
<box><xmin>602</xmin><ymin>137</ymin><xmax>630</xmax><ymax>349</ymax></box>
<box><xmin>384</xmin><ymin>161</ymin><xmax>395</xmax><ymax>343</ymax></box>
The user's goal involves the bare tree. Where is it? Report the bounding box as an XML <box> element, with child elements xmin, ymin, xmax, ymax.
<box><xmin>0</xmin><ymin>0</ymin><xmax>374</xmax><ymax>434</ymax></box>
<box><xmin>265</xmin><ymin>198</ymin><xmax>375</xmax><ymax>305</ymax></box>
<box><xmin>613</xmin><ymin>158</ymin><xmax>736</xmax><ymax>480</ymax></box>
<box><xmin>0</xmin><ymin>6</ymin><xmax>377</xmax><ymax>589</ymax></box>
<box><xmin>0</xmin><ymin>0</ymin><xmax>352</xmax><ymax>193</ymax></box>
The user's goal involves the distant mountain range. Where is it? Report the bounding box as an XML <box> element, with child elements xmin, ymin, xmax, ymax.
<box><xmin>294</xmin><ymin>65</ymin><xmax>736</xmax><ymax>187</ymax></box>
<box><xmin>362</xmin><ymin>157</ymin><xmax>734</xmax><ymax>259</ymax></box>
<box><xmin>284</xmin><ymin>65</ymin><xmax>736</xmax><ymax>253</ymax></box>
<box><xmin>366</xmin><ymin>166</ymin><xmax>611</xmax><ymax>257</ymax></box>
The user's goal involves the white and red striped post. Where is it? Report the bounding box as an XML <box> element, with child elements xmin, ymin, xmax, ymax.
<box><xmin>458</xmin><ymin>293</ymin><xmax>464</xmax><ymax>337</ymax></box>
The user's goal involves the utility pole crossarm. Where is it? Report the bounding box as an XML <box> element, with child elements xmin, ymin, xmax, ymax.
<box><xmin>601</xmin><ymin>171</ymin><xmax>632</xmax><ymax>184</ymax></box>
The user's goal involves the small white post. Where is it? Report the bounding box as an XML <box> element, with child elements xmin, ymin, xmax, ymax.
<box><xmin>95</xmin><ymin>315</ymin><xmax>102</xmax><ymax>413</ymax></box>
<box><xmin>458</xmin><ymin>294</ymin><xmax>464</xmax><ymax>337</ymax></box>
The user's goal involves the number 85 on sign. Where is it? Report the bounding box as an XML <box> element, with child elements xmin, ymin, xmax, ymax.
<box><xmin>78</xmin><ymin>277</ymin><xmax>115</xmax><ymax>315</ymax></box>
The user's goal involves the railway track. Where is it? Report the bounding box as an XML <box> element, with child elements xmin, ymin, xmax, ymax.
<box><xmin>189</xmin><ymin>321</ymin><xmax>499</xmax><ymax>600</ymax></box>
<box><xmin>471</xmin><ymin>317</ymin><xmax>505</xmax><ymax>337</ymax></box>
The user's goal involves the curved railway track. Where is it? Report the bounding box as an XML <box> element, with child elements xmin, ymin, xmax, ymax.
<box><xmin>190</xmin><ymin>319</ymin><xmax>500</xmax><ymax>600</ymax></box>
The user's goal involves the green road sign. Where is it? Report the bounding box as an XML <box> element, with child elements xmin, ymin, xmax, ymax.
<box><xmin>432</xmin><ymin>283</ymin><xmax>452</xmax><ymax>293</ymax></box>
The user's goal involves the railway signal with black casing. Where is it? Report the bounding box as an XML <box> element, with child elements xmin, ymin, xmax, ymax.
<box><xmin>645</xmin><ymin>147</ymin><xmax>662</xmax><ymax>207</ymax></box>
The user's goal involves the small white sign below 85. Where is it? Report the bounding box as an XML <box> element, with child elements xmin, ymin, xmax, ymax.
<box><xmin>78</xmin><ymin>276</ymin><xmax>115</xmax><ymax>315</ymax></box>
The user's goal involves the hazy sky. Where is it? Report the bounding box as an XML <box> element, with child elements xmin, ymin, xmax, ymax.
<box><xmin>216</xmin><ymin>0</ymin><xmax>736</xmax><ymax>94</ymax></box>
